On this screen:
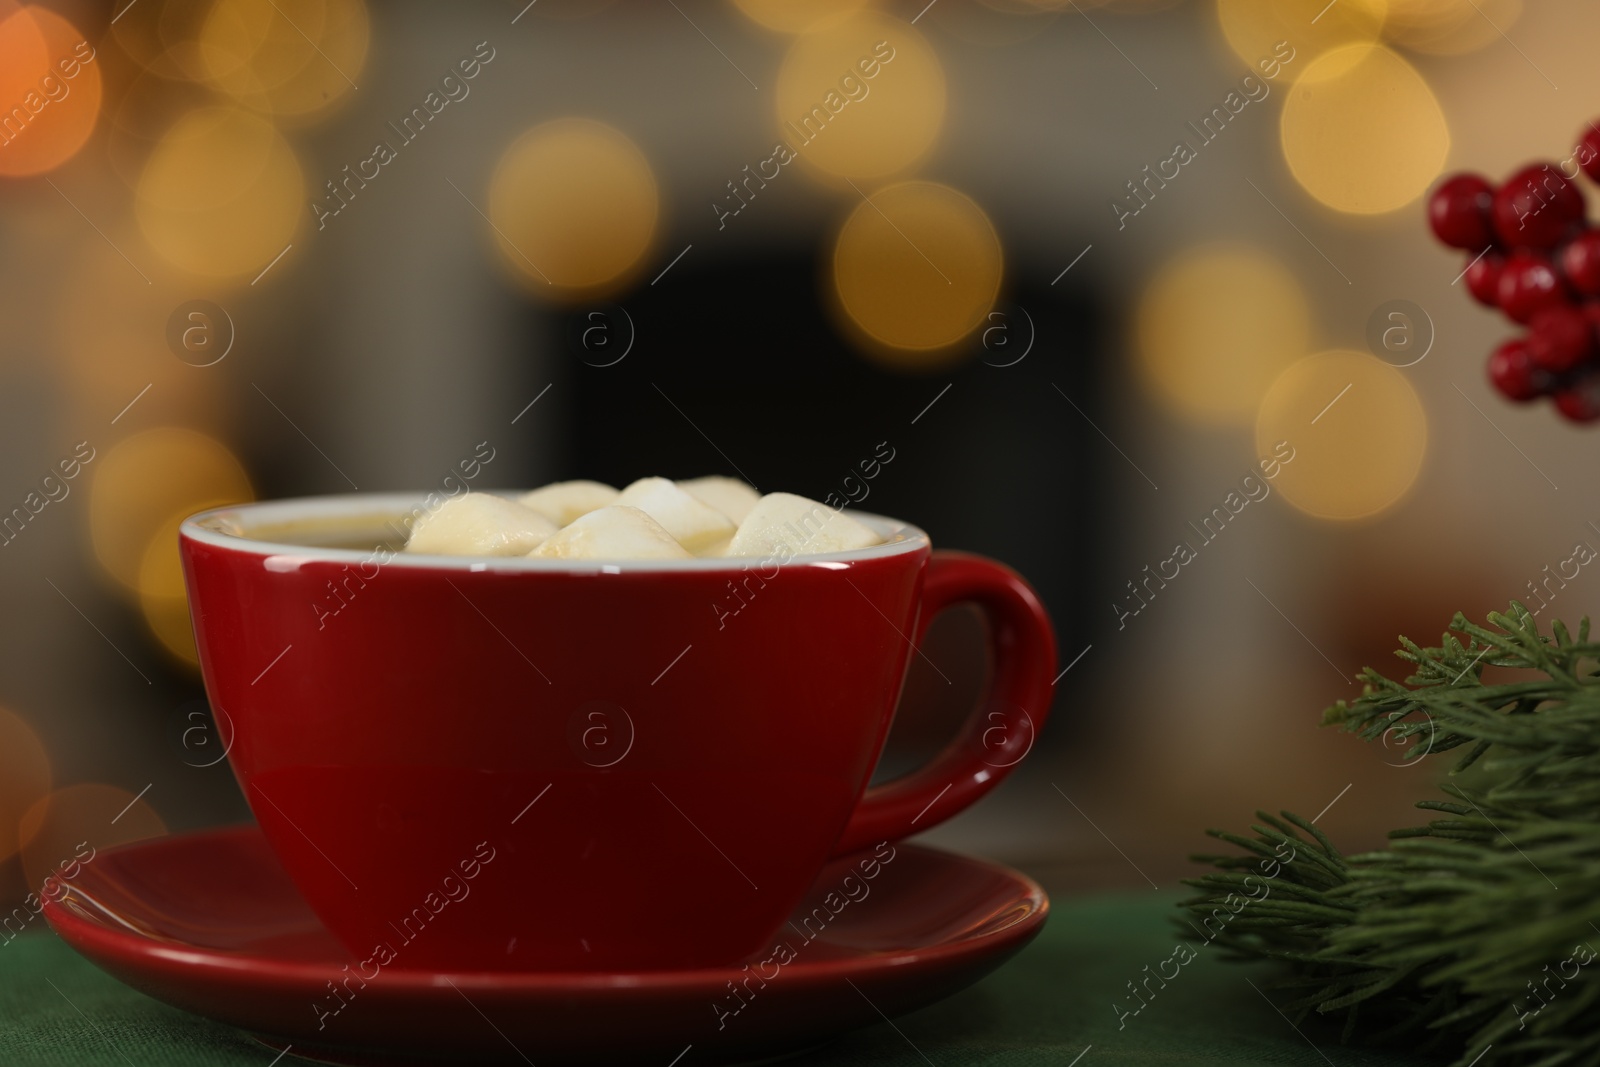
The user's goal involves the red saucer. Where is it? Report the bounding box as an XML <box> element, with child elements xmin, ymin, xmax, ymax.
<box><xmin>44</xmin><ymin>826</ymin><xmax>1047</xmax><ymax>1065</ymax></box>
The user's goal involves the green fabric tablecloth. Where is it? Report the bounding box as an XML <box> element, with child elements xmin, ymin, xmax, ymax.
<box><xmin>0</xmin><ymin>894</ymin><xmax>1437</xmax><ymax>1067</ymax></box>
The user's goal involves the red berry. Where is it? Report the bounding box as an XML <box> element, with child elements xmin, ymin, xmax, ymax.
<box><xmin>1553</xmin><ymin>375</ymin><xmax>1600</xmax><ymax>423</ymax></box>
<box><xmin>1497</xmin><ymin>251</ymin><xmax>1568</xmax><ymax>323</ymax></box>
<box><xmin>1527</xmin><ymin>305</ymin><xmax>1594</xmax><ymax>372</ymax></box>
<box><xmin>1488</xmin><ymin>339</ymin><xmax>1547</xmax><ymax>402</ymax></box>
<box><xmin>1493</xmin><ymin>164</ymin><xmax>1585</xmax><ymax>248</ymax></box>
<box><xmin>1464</xmin><ymin>251</ymin><xmax>1504</xmax><ymax>307</ymax></box>
<box><xmin>1560</xmin><ymin>230</ymin><xmax>1600</xmax><ymax>294</ymax></box>
<box><xmin>1579</xmin><ymin>124</ymin><xmax>1600</xmax><ymax>183</ymax></box>
<box><xmin>1428</xmin><ymin>173</ymin><xmax>1496</xmax><ymax>250</ymax></box>
<box><xmin>1581</xmin><ymin>298</ymin><xmax>1600</xmax><ymax>335</ymax></box>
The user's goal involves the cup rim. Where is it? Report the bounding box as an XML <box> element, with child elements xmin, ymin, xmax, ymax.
<box><xmin>180</xmin><ymin>492</ymin><xmax>930</xmax><ymax>574</ymax></box>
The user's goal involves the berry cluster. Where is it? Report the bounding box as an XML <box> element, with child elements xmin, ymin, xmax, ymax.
<box><xmin>1428</xmin><ymin>123</ymin><xmax>1600</xmax><ymax>423</ymax></box>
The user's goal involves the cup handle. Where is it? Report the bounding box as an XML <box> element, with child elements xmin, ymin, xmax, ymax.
<box><xmin>830</xmin><ymin>550</ymin><xmax>1058</xmax><ymax>857</ymax></box>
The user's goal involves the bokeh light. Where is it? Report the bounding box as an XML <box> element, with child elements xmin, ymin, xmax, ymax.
<box><xmin>730</xmin><ymin>0</ymin><xmax>873</xmax><ymax>34</ymax></box>
<box><xmin>1280</xmin><ymin>44</ymin><xmax>1448</xmax><ymax>215</ymax></box>
<box><xmin>19</xmin><ymin>784</ymin><xmax>166</xmax><ymax>898</ymax></box>
<box><xmin>90</xmin><ymin>428</ymin><xmax>253</xmax><ymax>593</ymax></box>
<box><xmin>0</xmin><ymin>706</ymin><xmax>51</xmax><ymax>866</ymax></box>
<box><xmin>1093</xmin><ymin>0</ymin><xmax>1188</xmax><ymax>9</ymax></box>
<box><xmin>515</xmin><ymin>0</ymin><xmax>620</xmax><ymax>19</ymax></box>
<box><xmin>138</xmin><ymin>511</ymin><xmax>200</xmax><ymax>666</ymax></box>
<box><xmin>928</xmin><ymin>0</ymin><xmax>1060</xmax><ymax>47</ymax></box>
<box><xmin>1136</xmin><ymin>244</ymin><xmax>1311</xmax><ymax>426</ymax></box>
<box><xmin>199</xmin><ymin>0</ymin><xmax>370</xmax><ymax>119</ymax></box>
<box><xmin>1215</xmin><ymin>0</ymin><xmax>1384</xmax><ymax>71</ymax></box>
<box><xmin>487</xmin><ymin>118</ymin><xmax>659</xmax><ymax>297</ymax></box>
<box><xmin>832</xmin><ymin>180</ymin><xmax>1002</xmax><ymax>364</ymax></box>
<box><xmin>107</xmin><ymin>70</ymin><xmax>211</xmax><ymax>190</ymax></box>
<box><xmin>1256</xmin><ymin>350</ymin><xmax>1427</xmax><ymax>521</ymax></box>
<box><xmin>0</xmin><ymin>6</ymin><xmax>103</xmax><ymax>178</ymax></box>
<box><xmin>55</xmin><ymin>240</ymin><xmax>227</xmax><ymax>427</ymax></box>
<box><xmin>135</xmin><ymin>105</ymin><xmax>304</xmax><ymax>278</ymax></box>
<box><xmin>1383</xmin><ymin>0</ymin><xmax>1521</xmax><ymax>55</ymax></box>
<box><xmin>774</xmin><ymin>11</ymin><xmax>945</xmax><ymax>181</ymax></box>
<box><xmin>108</xmin><ymin>0</ymin><xmax>216</xmax><ymax>82</ymax></box>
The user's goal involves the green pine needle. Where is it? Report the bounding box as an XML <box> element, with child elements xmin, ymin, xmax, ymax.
<box><xmin>1180</xmin><ymin>603</ymin><xmax>1600</xmax><ymax>1067</ymax></box>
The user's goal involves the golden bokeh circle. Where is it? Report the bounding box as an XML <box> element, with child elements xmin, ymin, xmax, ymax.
<box><xmin>108</xmin><ymin>69</ymin><xmax>211</xmax><ymax>191</ymax></box>
<box><xmin>199</xmin><ymin>0</ymin><xmax>370</xmax><ymax>119</ymax></box>
<box><xmin>19</xmin><ymin>784</ymin><xmax>166</xmax><ymax>898</ymax></box>
<box><xmin>515</xmin><ymin>0</ymin><xmax>620</xmax><ymax>19</ymax></box>
<box><xmin>54</xmin><ymin>239</ymin><xmax>227</xmax><ymax>429</ymax></box>
<box><xmin>0</xmin><ymin>706</ymin><xmax>51</xmax><ymax>865</ymax></box>
<box><xmin>774</xmin><ymin>12</ymin><xmax>945</xmax><ymax>181</ymax></box>
<box><xmin>141</xmin><ymin>594</ymin><xmax>199</xmax><ymax>665</ymax></box>
<box><xmin>136</xmin><ymin>105</ymin><xmax>304</xmax><ymax>278</ymax></box>
<box><xmin>1256</xmin><ymin>349</ymin><xmax>1427</xmax><ymax>521</ymax></box>
<box><xmin>833</xmin><ymin>180</ymin><xmax>1002</xmax><ymax>363</ymax></box>
<box><xmin>90</xmin><ymin>428</ymin><xmax>253</xmax><ymax>593</ymax></box>
<box><xmin>0</xmin><ymin>7</ymin><xmax>103</xmax><ymax>177</ymax></box>
<box><xmin>930</xmin><ymin>0</ymin><xmax>1060</xmax><ymax>46</ymax></box>
<box><xmin>1280</xmin><ymin>44</ymin><xmax>1448</xmax><ymax>215</ymax></box>
<box><xmin>1383</xmin><ymin>0</ymin><xmax>1521</xmax><ymax>55</ymax></box>
<box><xmin>1136</xmin><ymin>244</ymin><xmax>1311</xmax><ymax>426</ymax></box>
<box><xmin>731</xmin><ymin>0</ymin><xmax>873</xmax><ymax>34</ymax></box>
<box><xmin>488</xmin><ymin>118</ymin><xmax>659</xmax><ymax>297</ymax></box>
<box><xmin>108</xmin><ymin>0</ymin><xmax>215</xmax><ymax>82</ymax></box>
<box><xmin>1215</xmin><ymin>0</ymin><xmax>1385</xmax><ymax>72</ymax></box>
<box><xmin>138</xmin><ymin>510</ymin><xmax>205</xmax><ymax>666</ymax></box>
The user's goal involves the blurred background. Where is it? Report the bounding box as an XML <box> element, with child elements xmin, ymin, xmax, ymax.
<box><xmin>0</xmin><ymin>0</ymin><xmax>1594</xmax><ymax>911</ymax></box>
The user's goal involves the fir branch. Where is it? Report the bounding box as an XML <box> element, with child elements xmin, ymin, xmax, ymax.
<box><xmin>1182</xmin><ymin>604</ymin><xmax>1600</xmax><ymax>1067</ymax></box>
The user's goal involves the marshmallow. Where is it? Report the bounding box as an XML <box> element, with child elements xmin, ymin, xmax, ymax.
<box><xmin>725</xmin><ymin>493</ymin><xmax>882</xmax><ymax>558</ymax></box>
<box><xmin>615</xmin><ymin>477</ymin><xmax>736</xmax><ymax>554</ymax></box>
<box><xmin>529</xmin><ymin>505</ymin><xmax>693</xmax><ymax>560</ymax></box>
<box><xmin>678</xmin><ymin>476</ymin><xmax>761</xmax><ymax>524</ymax></box>
<box><xmin>405</xmin><ymin>493</ymin><xmax>558</xmax><ymax>556</ymax></box>
<box><xmin>519</xmin><ymin>480</ymin><xmax>620</xmax><ymax>525</ymax></box>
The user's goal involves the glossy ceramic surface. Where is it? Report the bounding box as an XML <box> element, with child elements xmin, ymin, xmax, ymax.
<box><xmin>179</xmin><ymin>494</ymin><xmax>1056</xmax><ymax>972</ymax></box>
<box><xmin>44</xmin><ymin>826</ymin><xmax>1049</xmax><ymax>1066</ymax></box>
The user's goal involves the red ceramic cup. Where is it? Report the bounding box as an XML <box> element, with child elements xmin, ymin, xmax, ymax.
<box><xmin>180</xmin><ymin>493</ymin><xmax>1056</xmax><ymax>973</ymax></box>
